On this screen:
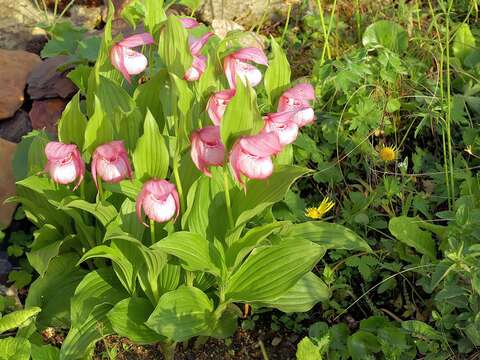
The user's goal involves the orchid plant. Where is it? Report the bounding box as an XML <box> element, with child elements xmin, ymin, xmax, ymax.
<box><xmin>11</xmin><ymin>2</ymin><xmax>370</xmax><ymax>359</ymax></box>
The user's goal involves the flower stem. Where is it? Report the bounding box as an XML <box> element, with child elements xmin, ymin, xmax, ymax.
<box><xmin>97</xmin><ymin>178</ymin><xmax>104</xmax><ymax>202</ymax></box>
<box><xmin>223</xmin><ymin>167</ymin><xmax>234</xmax><ymax>229</ymax></box>
<box><xmin>149</xmin><ymin>218</ymin><xmax>156</xmax><ymax>245</ymax></box>
<box><xmin>172</xmin><ymin>157</ymin><xmax>184</xmax><ymax>211</ymax></box>
<box><xmin>280</xmin><ymin>4</ymin><xmax>292</xmax><ymax>46</ymax></box>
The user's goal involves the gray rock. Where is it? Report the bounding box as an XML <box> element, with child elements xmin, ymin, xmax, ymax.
<box><xmin>198</xmin><ymin>0</ymin><xmax>289</xmax><ymax>27</ymax></box>
<box><xmin>0</xmin><ymin>0</ymin><xmax>49</xmax><ymax>50</ymax></box>
<box><xmin>0</xmin><ymin>110</ymin><xmax>32</xmax><ymax>143</ymax></box>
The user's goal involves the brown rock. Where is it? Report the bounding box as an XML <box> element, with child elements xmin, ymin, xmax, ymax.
<box><xmin>27</xmin><ymin>56</ymin><xmax>77</xmax><ymax>100</ymax></box>
<box><xmin>0</xmin><ymin>49</ymin><xmax>41</xmax><ymax>120</ymax></box>
<box><xmin>29</xmin><ymin>99</ymin><xmax>66</xmax><ymax>135</ymax></box>
<box><xmin>0</xmin><ymin>110</ymin><xmax>32</xmax><ymax>143</ymax></box>
<box><xmin>0</xmin><ymin>138</ymin><xmax>17</xmax><ymax>229</ymax></box>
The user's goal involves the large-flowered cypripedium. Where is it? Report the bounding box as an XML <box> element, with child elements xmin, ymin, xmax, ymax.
<box><xmin>223</xmin><ymin>47</ymin><xmax>268</xmax><ymax>88</ymax></box>
<box><xmin>190</xmin><ymin>126</ymin><xmax>225</xmax><ymax>176</ymax></box>
<box><xmin>91</xmin><ymin>141</ymin><xmax>132</xmax><ymax>187</ymax></box>
<box><xmin>206</xmin><ymin>89</ymin><xmax>236</xmax><ymax>125</ymax></box>
<box><xmin>110</xmin><ymin>33</ymin><xmax>155</xmax><ymax>83</ymax></box>
<box><xmin>184</xmin><ymin>32</ymin><xmax>214</xmax><ymax>81</ymax></box>
<box><xmin>229</xmin><ymin>132</ymin><xmax>282</xmax><ymax>186</ymax></box>
<box><xmin>44</xmin><ymin>142</ymin><xmax>85</xmax><ymax>189</ymax></box>
<box><xmin>277</xmin><ymin>83</ymin><xmax>316</xmax><ymax>127</ymax></box>
<box><xmin>136</xmin><ymin>179</ymin><xmax>180</xmax><ymax>225</ymax></box>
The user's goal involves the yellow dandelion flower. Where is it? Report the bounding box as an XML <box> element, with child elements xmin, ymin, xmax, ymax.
<box><xmin>305</xmin><ymin>197</ymin><xmax>335</xmax><ymax>219</ymax></box>
<box><xmin>378</xmin><ymin>146</ymin><xmax>397</xmax><ymax>162</ymax></box>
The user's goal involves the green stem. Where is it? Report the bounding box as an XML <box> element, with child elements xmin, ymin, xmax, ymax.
<box><xmin>320</xmin><ymin>0</ymin><xmax>337</xmax><ymax>64</ymax></box>
<box><xmin>159</xmin><ymin>341</ymin><xmax>176</xmax><ymax>360</ymax></box>
<box><xmin>186</xmin><ymin>271</ymin><xmax>194</xmax><ymax>287</ymax></box>
<box><xmin>254</xmin><ymin>0</ymin><xmax>271</xmax><ymax>33</ymax></box>
<box><xmin>444</xmin><ymin>1</ymin><xmax>455</xmax><ymax>208</ymax></box>
<box><xmin>280</xmin><ymin>4</ymin><xmax>292</xmax><ymax>46</ymax></box>
<box><xmin>223</xmin><ymin>168</ymin><xmax>234</xmax><ymax>229</ymax></box>
<box><xmin>150</xmin><ymin>219</ymin><xmax>156</xmax><ymax>245</ymax></box>
<box><xmin>172</xmin><ymin>157</ymin><xmax>184</xmax><ymax>210</ymax></box>
<box><xmin>354</xmin><ymin>0</ymin><xmax>362</xmax><ymax>43</ymax></box>
<box><xmin>97</xmin><ymin>178</ymin><xmax>104</xmax><ymax>202</ymax></box>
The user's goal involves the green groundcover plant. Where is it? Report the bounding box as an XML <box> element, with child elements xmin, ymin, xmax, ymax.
<box><xmin>6</xmin><ymin>1</ymin><xmax>369</xmax><ymax>359</ymax></box>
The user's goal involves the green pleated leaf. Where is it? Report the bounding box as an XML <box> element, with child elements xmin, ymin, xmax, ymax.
<box><xmin>225</xmin><ymin>239</ymin><xmax>325</xmax><ymax>302</ymax></box>
<box><xmin>60</xmin><ymin>268</ymin><xmax>128</xmax><ymax>360</ymax></box>
<box><xmin>264</xmin><ymin>37</ymin><xmax>291</xmax><ymax>107</ymax></box>
<box><xmin>232</xmin><ymin>165</ymin><xmax>310</xmax><ymax>226</ymax></box>
<box><xmin>104</xmin><ymin>179</ymin><xmax>142</xmax><ymax>200</ymax></box>
<box><xmin>256</xmin><ymin>272</ymin><xmax>330</xmax><ymax>313</ymax></box>
<box><xmin>133</xmin><ymin>110</ymin><xmax>170</xmax><ymax>181</ymax></box>
<box><xmin>60</xmin><ymin>304</ymin><xmax>114</xmax><ymax>360</ymax></box>
<box><xmin>83</xmin><ymin>95</ymin><xmax>114</xmax><ymax>156</ymax></box>
<box><xmin>64</xmin><ymin>199</ymin><xmax>117</xmax><ymax>227</ymax></box>
<box><xmin>78</xmin><ymin>245</ymin><xmax>135</xmax><ymax>294</ymax></box>
<box><xmin>0</xmin><ymin>307</ymin><xmax>41</xmax><ymax>334</ymax></box>
<box><xmin>30</xmin><ymin>343</ymin><xmax>60</xmax><ymax>360</ymax></box>
<box><xmin>158</xmin><ymin>16</ymin><xmax>193</xmax><ymax>77</ymax></box>
<box><xmin>144</xmin><ymin>0</ymin><xmax>166</xmax><ymax>34</ymax></box>
<box><xmin>26</xmin><ymin>253</ymin><xmax>87</xmax><ymax>329</ymax></box>
<box><xmin>27</xmin><ymin>224</ymin><xmax>63</xmax><ymax>277</ymax></box>
<box><xmin>146</xmin><ymin>287</ymin><xmax>214</xmax><ymax>342</ymax></box>
<box><xmin>225</xmin><ymin>221</ymin><xmax>287</xmax><ymax>269</ymax></box>
<box><xmin>0</xmin><ymin>337</ymin><xmax>30</xmax><ymax>360</ymax></box>
<box><xmin>154</xmin><ymin>231</ymin><xmax>223</xmax><ymax>276</ymax></box>
<box><xmin>134</xmin><ymin>70</ymin><xmax>168</xmax><ymax>129</ymax></box>
<box><xmin>279</xmin><ymin>221</ymin><xmax>372</xmax><ymax>252</ymax></box>
<box><xmin>58</xmin><ymin>92</ymin><xmax>87</xmax><ymax>149</ymax></box>
<box><xmin>221</xmin><ymin>78</ymin><xmax>261</xmax><ymax>150</ymax></box>
<box><xmin>107</xmin><ymin>297</ymin><xmax>164</xmax><ymax>344</ymax></box>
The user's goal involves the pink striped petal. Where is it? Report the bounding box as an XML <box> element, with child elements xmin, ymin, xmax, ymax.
<box><xmin>230</xmin><ymin>47</ymin><xmax>268</xmax><ymax>66</ymax></box>
<box><xmin>263</xmin><ymin>111</ymin><xmax>299</xmax><ymax>145</ymax></box>
<box><xmin>237</xmin><ymin>151</ymin><xmax>274</xmax><ymax>180</ymax></box>
<box><xmin>118</xmin><ymin>33</ymin><xmax>155</xmax><ymax>48</ymax></box>
<box><xmin>184</xmin><ymin>55</ymin><xmax>207</xmax><ymax>81</ymax></box>
<box><xmin>206</xmin><ymin>89</ymin><xmax>235</xmax><ymax>125</ymax></box>
<box><xmin>189</xmin><ymin>32</ymin><xmax>214</xmax><ymax>55</ymax></box>
<box><xmin>179</xmin><ymin>17</ymin><xmax>200</xmax><ymax>29</ymax></box>
<box><xmin>45</xmin><ymin>142</ymin><xmax>78</xmax><ymax>161</ymax></box>
<box><xmin>239</xmin><ymin>132</ymin><xmax>282</xmax><ymax>157</ymax></box>
<box><xmin>110</xmin><ymin>45</ymin><xmax>132</xmax><ymax>83</ymax></box>
<box><xmin>282</xmin><ymin>83</ymin><xmax>315</xmax><ymax>101</ymax></box>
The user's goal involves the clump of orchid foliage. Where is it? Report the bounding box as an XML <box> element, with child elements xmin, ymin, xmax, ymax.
<box><xmin>11</xmin><ymin>2</ymin><xmax>370</xmax><ymax>359</ymax></box>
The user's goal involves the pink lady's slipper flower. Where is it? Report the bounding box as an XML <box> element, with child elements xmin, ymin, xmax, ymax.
<box><xmin>229</xmin><ymin>132</ymin><xmax>282</xmax><ymax>185</ymax></box>
<box><xmin>262</xmin><ymin>111</ymin><xmax>299</xmax><ymax>146</ymax></box>
<box><xmin>91</xmin><ymin>141</ymin><xmax>132</xmax><ymax>187</ymax></box>
<box><xmin>179</xmin><ymin>17</ymin><xmax>200</xmax><ymax>29</ymax></box>
<box><xmin>184</xmin><ymin>32</ymin><xmax>214</xmax><ymax>81</ymax></box>
<box><xmin>45</xmin><ymin>142</ymin><xmax>85</xmax><ymax>189</ymax></box>
<box><xmin>136</xmin><ymin>180</ymin><xmax>180</xmax><ymax>225</ymax></box>
<box><xmin>224</xmin><ymin>47</ymin><xmax>268</xmax><ymax>88</ymax></box>
<box><xmin>277</xmin><ymin>83</ymin><xmax>316</xmax><ymax>127</ymax></box>
<box><xmin>191</xmin><ymin>126</ymin><xmax>225</xmax><ymax>176</ymax></box>
<box><xmin>110</xmin><ymin>33</ymin><xmax>155</xmax><ymax>83</ymax></box>
<box><xmin>206</xmin><ymin>89</ymin><xmax>236</xmax><ymax>125</ymax></box>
